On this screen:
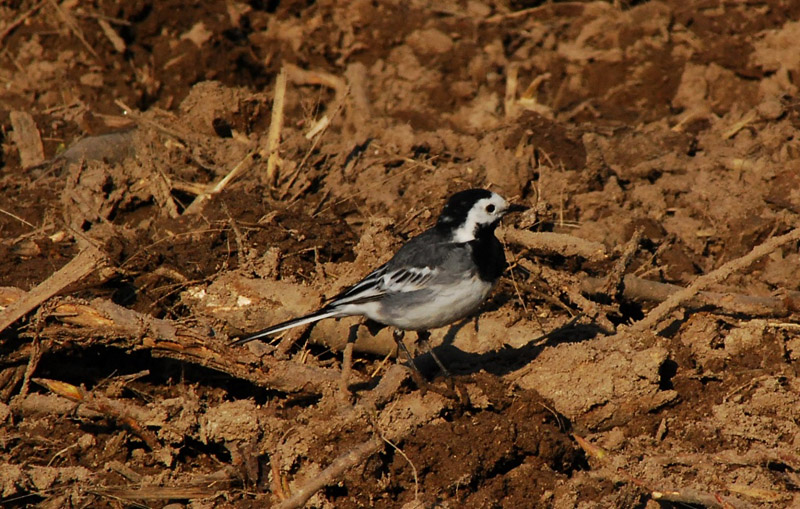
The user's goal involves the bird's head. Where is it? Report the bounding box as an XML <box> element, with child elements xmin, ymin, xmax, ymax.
<box><xmin>436</xmin><ymin>189</ymin><xmax>524</xmax><ymax>242</ymax></box>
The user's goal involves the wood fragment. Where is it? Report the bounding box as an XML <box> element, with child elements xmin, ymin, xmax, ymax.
<box><xmin>304</xmin><ymin>115</ymin><xmax>330</xmax><ymax>140</ymax></box>
<box><xmin>504</xmin><ymin>63</ymin><xmax>519</xmax><ymax>118</ymax></box>
<box><xmin>500</xmin><ymin>229</ymin><xmax>608</xmax><ymax>262</ymax></box>
<box><xmin>343</xmin><ymin>62</ymin><xmax>371</xmax><ymax>130</ymax></box>
<box><xmin>18</xmin><ymin>335</ymin><xmax>44</xmax><ymax>398</ymax></box>
<box><xmin>73</xmin><ymin>11</ymin><xmax>132</xmax><ymax>26</ymax></box>
<box><xmin>339</xmin><ymin>338</ymin><xmax>355</xmax><ymax>401</ymax></box>
<box><xmin>106</xmin><ymin>460</ymin><xmax>143</xmax><ymax>483</ymax></box>
<box><xmin>727</xmin><ymin>484</ymin><xmax>786</xmax><ymax>503</ymax></box>
<box><xmin>602</xmin><ymin>228</ymin><xmax>642</xmax><ymax>298</ymax></box>
<box><xmin>723</xmin><ymin>110</ymin><xmax>758</xmax><ymax>139</ymax></box>
<box><xmin>518</xmin><ymin>72</ymin><xmax>554</xmax><ymax>118</ymax></box>
<box><xmin>276</xmin><ymin>369</ymin><xmax>436</xmax><ymax>508</ymax></box>
<box><xmin>484</xmin><ymin>1</ymin><xmax>592</xmax><ymax>23</ymax></box>
<box><xmin>572</xmin><ymin>434</ymin><xmax>609</xmax><ymax>461</ymax></box>
<box><xmin>0</xmin><ymin>366</ymin><xmax>25</xmax><ymax>402</ymax></box>
<box><xmin>11</xmin><ymin>392</ymin><xmax>101</xmax><ymax>419</ymax></box>
<box><xmin>85</xmin><ymin>297</ymin><xmax>341</xmax><ymax>394</ymax></box>
<box><xmin>276</xmin><ymin>437</ymin><xmax>384</xmax><ymax>509</ymax></box>
<box><xmin>97</xmin><ymin>18</ymin><xmax>126</xmax><ymax>52</ymax></box>
<box><xmin>0</xmin><ymin>287</ymin><xmax>342</xmax><ymax>395</ymax></box>
<box><xmin>0</xmin><ymin>207</ymin><xmax>36</xmax><ymax>229</ymax></box>
<box><xmin>629</xmin><ymin>227</ymin><xmax>800</xmax><ymax>333</ymax></box>
<box><xmin>9</xmin><ymin>111</ymin><xmax>45</xmax><ymax>168</ymax></box>
<box><xmin>92</xmin><ymin>484</ymin><xmax>228</xmax><ymax>501</ymax></box>
<box><xmin>0</xmin><ymin>245</ymin><xmax>106</xmax><ymax>334</ymax></box>
<box><xmin>270</xmin><ymin>449</ymin><xmax>289</xmax><ymax>500</ymax></box>
<box><xmin>652</xmin><ymin>447</ymin><xmax>800</xmax><ymax>471</ymax></box>
<box><xmin>32</xmin><ymin>377</ymin><xmax>161</xmax><ymax>451</ymax></box>
<box><xmin>4</xmin><ymin>291</ymin><xmax>341</xmax><ymax>395</ymax></box>
<box><xmin>651</xmin><ymin>488</ymin><xmax>736</xmax><ymax>508</ymax></box>
<box><xmin>581</xmin><ymin>274</ymin><xmax>799</xmax><ymax>317</ymax></box>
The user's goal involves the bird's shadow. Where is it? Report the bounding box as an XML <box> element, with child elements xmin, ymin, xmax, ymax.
<box><xmin>411</xmin><ymin>316</ymin><xmax>605</xmax><ymax>379</ymax></box>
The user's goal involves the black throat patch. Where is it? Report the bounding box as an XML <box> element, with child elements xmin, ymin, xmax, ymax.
<box><xmin>470</xmin><ymin>231</ymin><xmax>506</xmax><ymax>282</ymax></box>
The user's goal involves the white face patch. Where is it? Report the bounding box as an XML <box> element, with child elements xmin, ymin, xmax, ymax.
<box><xmin>451</xmin><ymin>193</ymin><xmax>509</xmax><ymax>242</ymax></box>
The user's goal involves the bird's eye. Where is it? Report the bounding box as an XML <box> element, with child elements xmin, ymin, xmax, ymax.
<box><xmin>485</xmin><ymin>204</ymin><xmax>496</xmax><ymax>213</ymax></box>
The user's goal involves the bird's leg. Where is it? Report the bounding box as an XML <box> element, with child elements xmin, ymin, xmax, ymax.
<box><xmin>418</xmin><ymin>330</ymin><xmax>467</xmax><ymax>404</ymax></box>
<box><xmin>392</xmin><ymin>329</ymin><xmax>418</xmax><ymax>370</ymax></box>
<box><xmin>417</xmin><ymin>330</ymin><xmax>451</xmax><ymax>378</ymax></box>
<box><xmin>392</xmin><ymin>329</ymin><xmax>428</xmax><ymax>391</ymax></box>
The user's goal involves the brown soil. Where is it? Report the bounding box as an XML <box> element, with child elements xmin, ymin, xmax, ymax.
<box><xmin>2</xmin><ymin>0</ymin><xmax>800</xmax><ymax>507</ymax></box>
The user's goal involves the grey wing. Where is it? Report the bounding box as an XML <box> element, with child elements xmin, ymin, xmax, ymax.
<box><xmin>329</xmin><ymin>263</ymin><xmax>438</xmax><ymax>306</ymax></box>
<box><xmin>326</xmin><ymin>229</ymin><xmax>453</xmax><ymax>307</ymax></box>
<box><xmin>380</xmin><ymin>265</ymin><xmax>438</xmax><ymax>292</ymax></box>
<box><xmin>328</xmin><ymin>262</ymin><xmax>390</xmax><ymax>306</ymax></box>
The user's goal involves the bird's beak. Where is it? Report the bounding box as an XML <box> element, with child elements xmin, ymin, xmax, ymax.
<box><xmin>505</xmin><ymin>203</ymin><xmax>528</xmax><ymax>214</ymax></box>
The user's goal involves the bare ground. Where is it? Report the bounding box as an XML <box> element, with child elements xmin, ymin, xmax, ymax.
<box><xmin>2</xmin><ymin>0</ymin><xmax>800</xmax><ymax>507</ymax></box>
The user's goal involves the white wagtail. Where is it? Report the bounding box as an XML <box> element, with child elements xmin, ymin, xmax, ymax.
<box><xmin>232</xmin><ymin>189</ymin><xmax>524</xmax><ymax>372</ymax></box>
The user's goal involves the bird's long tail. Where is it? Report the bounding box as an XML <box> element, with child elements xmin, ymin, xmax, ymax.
<box><xmin>231</xmin><ymin>308</ymin><xmax>341</xmax><ymax>346</ymax></box>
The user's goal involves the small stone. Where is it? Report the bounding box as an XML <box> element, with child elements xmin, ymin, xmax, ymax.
<box><xmin>77</xmin><ymin>433</ymin><xmax>96</xmax><ymax>450</ymax></box>
<box><xmin>757</xmin><ymin>97</ymin><xmax>784</xmax><ymax>120</ymax></box>
<box><xmin>406</xmin><ymin>28</ymin><xmax>454</xmax><ymax>55</ymax></box>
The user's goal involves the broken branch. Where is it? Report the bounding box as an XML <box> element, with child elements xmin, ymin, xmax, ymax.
<box><xmin>630</xmin><ymin>227</ymin><xmax>800</xmax><ymax>333</ymax></box>
<box><xmin>0</xmin><ymin>245</ymin><xmax>106</xmax><ymax>335</ymax></box>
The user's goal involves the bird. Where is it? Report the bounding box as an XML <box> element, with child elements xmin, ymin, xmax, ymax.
<box><xmin>232</xmin><ymin>188</ymin><xmax>524</xmax><ymax>373</ymax></box>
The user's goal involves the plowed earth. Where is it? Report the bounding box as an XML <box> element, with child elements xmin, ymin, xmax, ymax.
<box><xmin>2</xmin><ymin>1</ymin><xmax>800</xmax><ymax>507</ymax></box>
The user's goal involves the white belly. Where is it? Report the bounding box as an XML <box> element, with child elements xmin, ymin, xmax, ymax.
<box><xmin>375</xmin><ymin>275</ymin><xmax>495</xmax><ymax>330</ymax></box>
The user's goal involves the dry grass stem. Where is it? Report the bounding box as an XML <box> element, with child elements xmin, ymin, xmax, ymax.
<box><xmin>184</xmin><ymin>150</ymin><xmax>258</xmax><ymax>215</ymax></box>
<box><xmin>265</xmin><ymin>67</ymin><xmax>288</xmax><ymax>185</ymax></box>
<box><xmin>48</xmin><ymin>0</ymin><xmax>100</xmax><ymax>59</ymax></box>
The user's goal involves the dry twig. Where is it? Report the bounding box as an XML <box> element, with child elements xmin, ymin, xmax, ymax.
<box><xmin>32</xmin><ymin>378</ymin><xmax>160</xmax><ymax>451</ymax></box>
<box><xmin>602</xmin><ymin>228</ymin><xmax>642</xmax><ymax>298</ymax></box>
<box><xmin>275</xmin><ymin>367</ymin><xmax>438</xmax><ymax>509</ymax></box>
<box><xmin>0</xmin><ymin>245</ymin><xmax>106</xmax><ymax>335</ymax></box>
<box><xmin>93</xmin><ymin>481</ymin><xmax>233</xmax><ymax>502</ymax></box>
<box><xmin>0</xmin><ymin>289</ymin><xmax>340</xmax><ymax>395</ymax></box>
<box><xmin>574</xmin><ymin>433</ymin><xmax>745</xmax><ymax>508</ymax></box>
<box><xmin>520</xmin><ymin>258</ymin><xmax>614</xmax><ymax>331</ymax></box>
<box><xmin>96</xmin><ymin>18</ymin><xmax>126</xmax><ymax>52</ymax></box>
<box><xmin>276</xmin><ymin>437</ymin><xmax>383</xmax><ymax>509</ymax></box>
<box><xmin>0</xmin><ymin>0</ymin><xmax>45</xmax><ymax>45</ymax></box>
<box><xmin>500</xmin><ymin>229</ymin><xmax>608</xmax><ymax>263</ymax></box>
<box><xmin>582</xmin><ymin>274</ymin><xmax>800</xmax><ymax>318</ymax></box>
<box><xmin>183</xmin><ymin>150</ymin><xmax>258</xmax><ymax>215</ymax></box>
<box><xmin>629</xmin><ymin>227</ymin><xmax>800</xmax><ymax>333</ymax></box>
